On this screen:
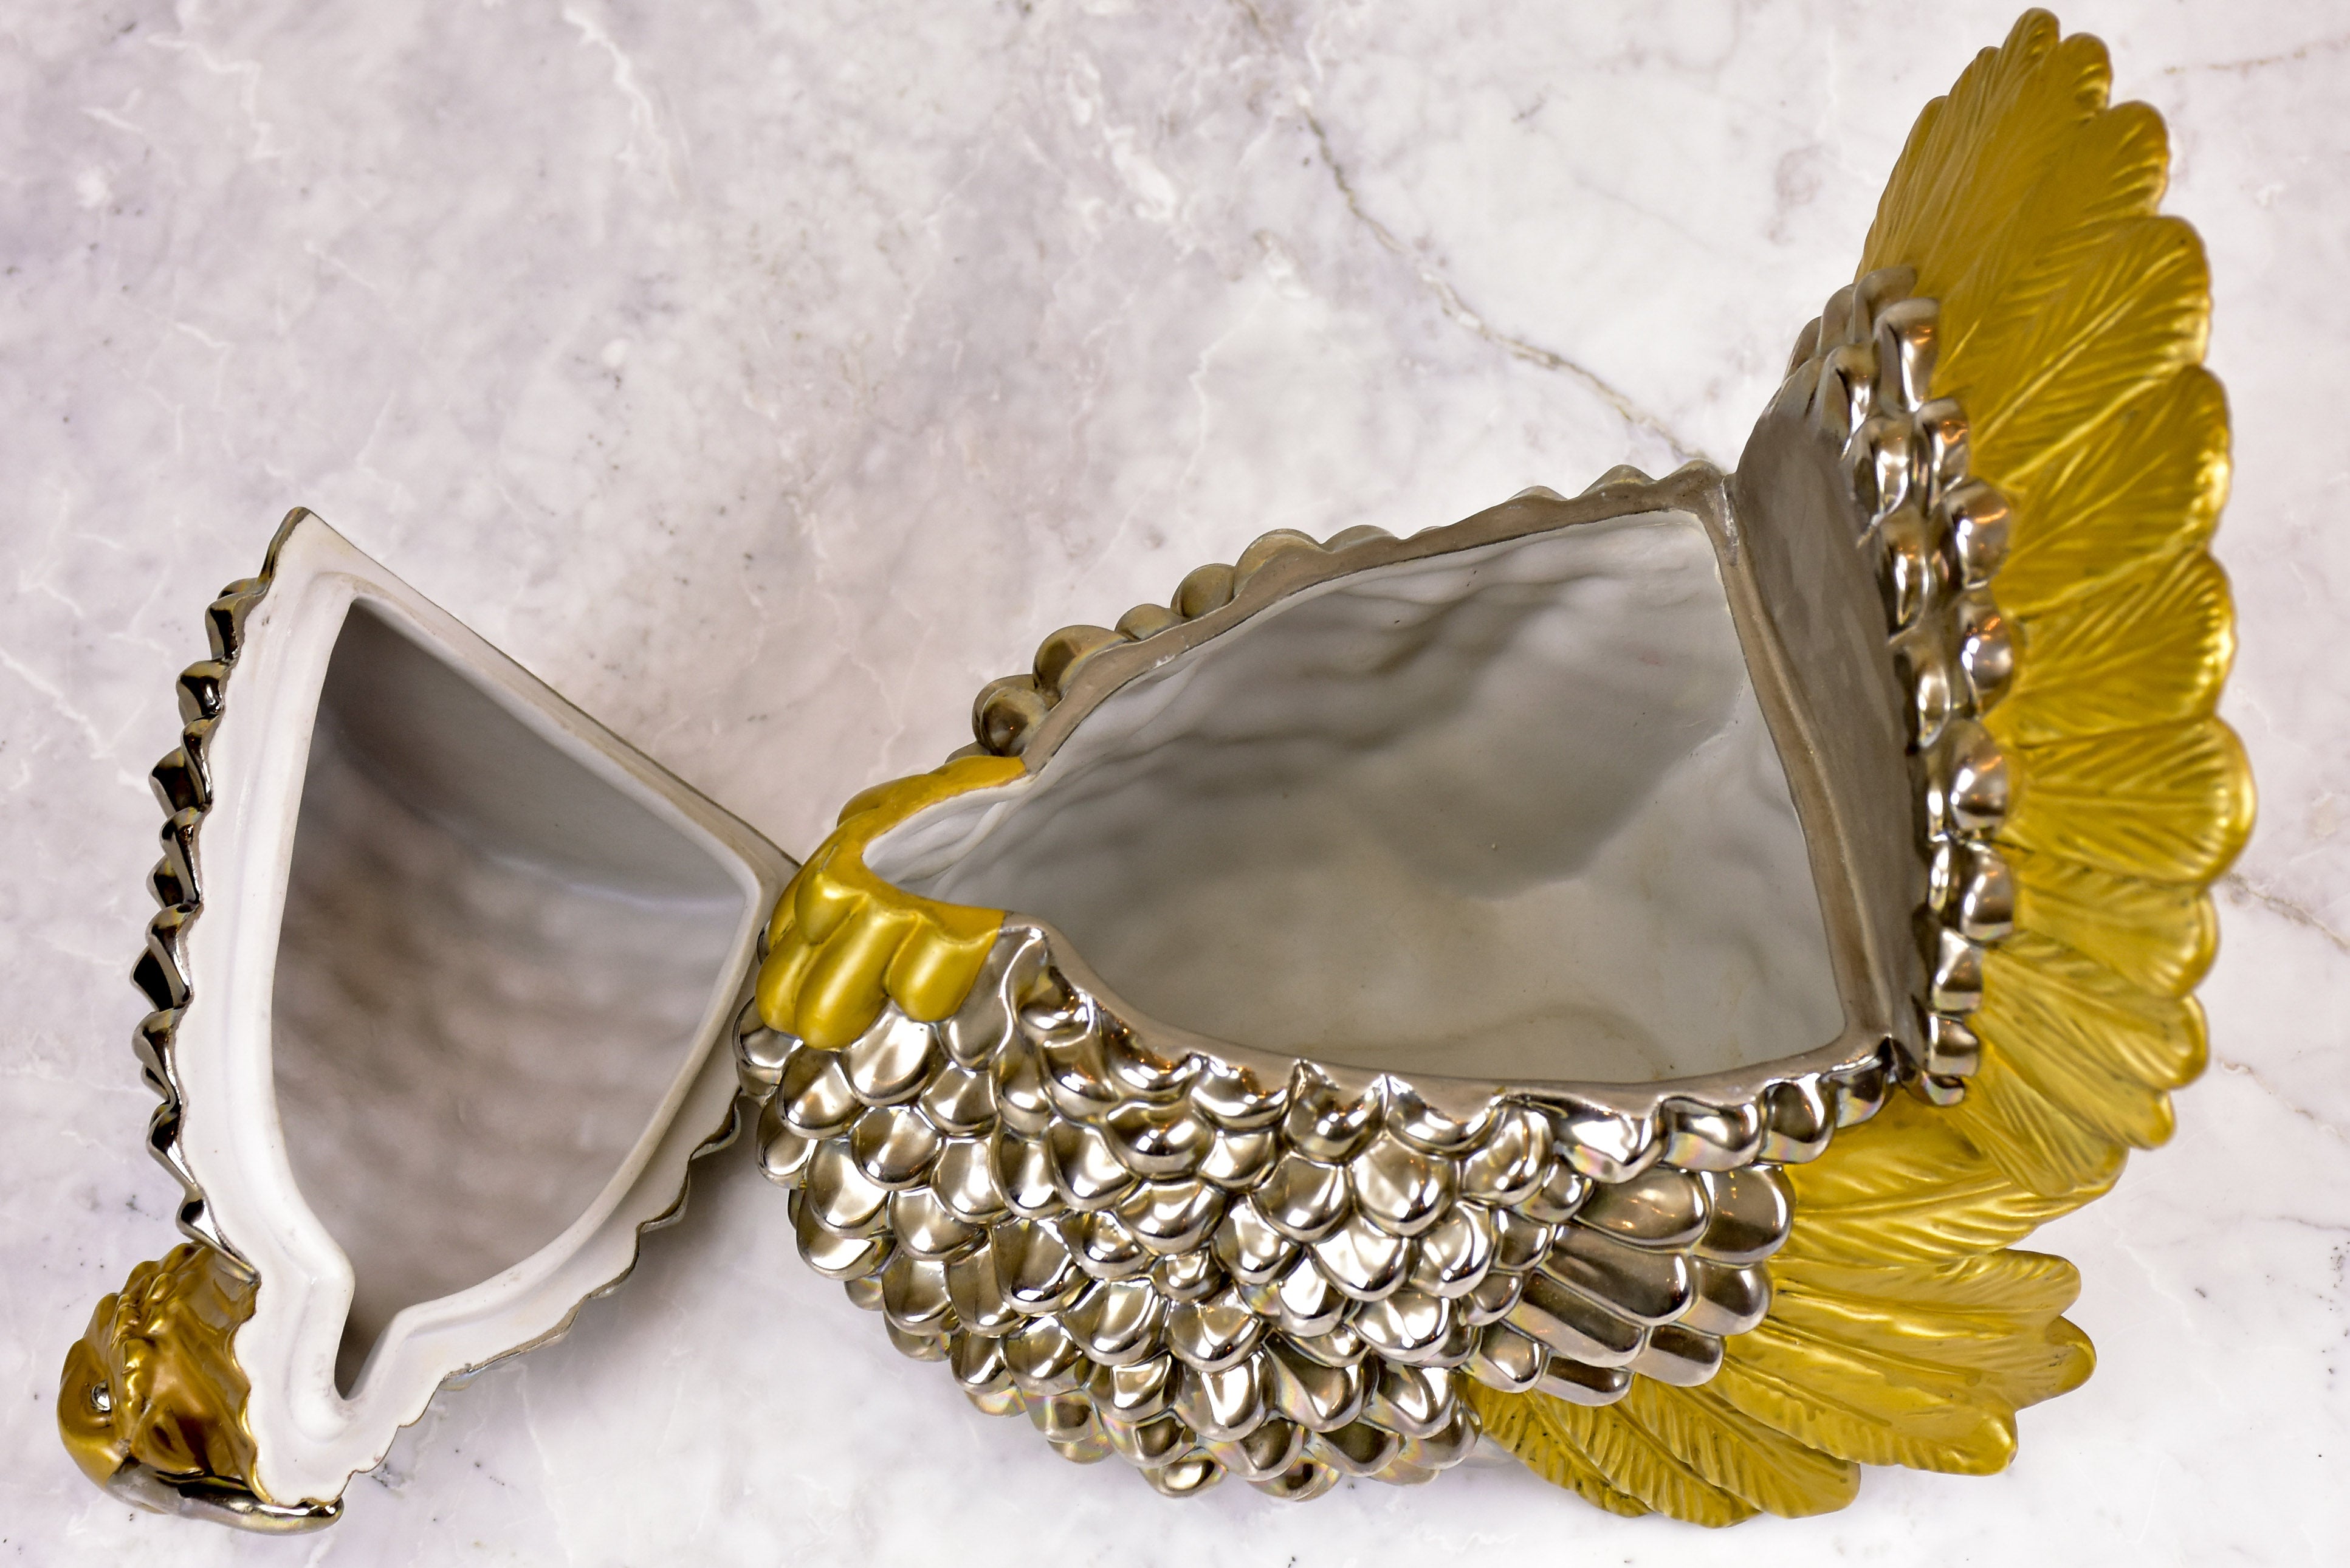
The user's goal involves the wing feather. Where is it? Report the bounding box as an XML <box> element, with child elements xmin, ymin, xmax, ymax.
<box><xmin>1613</xmin><ymin>1381</ymin><xmax>1862</xmax><ymax>1518</ymax></box>
<box><xmin>1987</xmin><ymin>932</ymin><xmax>2207</xmax><ymax>1085</ymax></box>
<box><xmin>1946</xmin><ymin>217</ymin><xmax>2211</xmax><ymax>483</ymax></box>
<box><xmin>1778</xmin><ymin>1093</ymin><xmax>2115</xmax><ymax>1265</ymax></box>
<box><xmin>1533</xmin><ymin>1398</ymin><xmax>1761</xmax><ymax>1527</ymax></box>
<box><xmin>1944</xmin><ymin>1047</ymin><xmax>2128</xmax><ymax>1195</ymax></box>
<box><xmin>1776</xmin><ymin>1252</ymin><xmax>2086</xmax><ymax>1326</ymax></box>
<box><xmin>1714</xmin><ymin>1252</ymin><xmax>2093</xmax><ymax>1474</ymax></box>
<box><xmin>1861</xmin><ymin>13</ymin><xmax>2106</xmax><ymax>287</ymax></box>
<box><xmin>1935</xmin><ymin>99</ymin><xmax>2171</xmax><ymax>368</ymax></box>
<box><xmin>1966</xmin><ymin>935</ymin><xmax>2206</xmax><ymax>1159</ymax></box>
<box><xmin>1465</xmin><ymin>1383</ymin><xmax>1655</xmax><ymax>1518</ymax></box>
<box><xmin>1993</xmin><ymin>365</ymin><xmax>2229</xmax><ymax>614</ymax></box>
<box><xmin>1711</xmin><ymin>1330</ymin><xmax>2023</xmax><ymax>1476</ymax></box>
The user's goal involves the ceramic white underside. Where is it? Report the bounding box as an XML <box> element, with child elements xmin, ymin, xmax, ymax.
<box><xmin>875</xmin><ymin>512</ymin><xmax>1844</xmax><ymax>1084</ymax></box>
<box><xmin>161</xmin><ymin>522</ymin><xmax>777</xmax><ymax>1505</ymax></box>
<box><xmin>7</xmin><ymin>2</ymin><xmax>2346</xmax><ymax>1562</ymax></box>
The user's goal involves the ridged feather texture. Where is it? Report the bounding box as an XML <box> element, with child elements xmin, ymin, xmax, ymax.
<box><xmin>1474</xmin><ymin>1092</ymin><xmax>2102</xmax><ymax>1519</ymax></box>
<box><xmin>2004</xmin><ymin>844</ymin><xmax>2218</xmax><ymax>996</ymax></box>
<box><xmin>1475</xmin><ymin>9</ymin><xmax>2244</xmax><ymax>1518</ymax></box>
<box><xmin>1863</xmin><ymin>0</ymin><xmax>2247</xmax><ymax>1202</ymax></box>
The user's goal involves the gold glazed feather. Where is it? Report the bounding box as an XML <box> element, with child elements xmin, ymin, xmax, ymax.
<box><xmin>1473</xmin><ymin>8</ymin><xmax>2247</xmax><ymax>1517</ymax></box>
<box><xmin>1474</xmin><ymin>1095</ymin><xmax>2101</xmax><ymax>1520</ymax></box>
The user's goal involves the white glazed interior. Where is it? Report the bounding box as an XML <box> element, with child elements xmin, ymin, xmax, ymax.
<box><xmin>870</xmin><ymin>512</ymin><xmax>1844</xmax><ymax>1085</ymax></box>
<box><xmin>168</xmin><ymin>518</ymin><xmax>789</xmax><ymax>1506</ymax></box>
<box><xmin>274</xmin><ymin>603</ymin><xmax>746</xmax><ymax>1391</ymax></box>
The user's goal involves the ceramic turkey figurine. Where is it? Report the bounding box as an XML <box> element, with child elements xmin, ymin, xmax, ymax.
<box><xmin>60</xmin><ymin>10</ymin><xmax>2249</xmax><ymax>1530</ymax></box>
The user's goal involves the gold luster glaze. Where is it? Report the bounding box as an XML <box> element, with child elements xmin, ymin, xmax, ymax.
<box><xmin>58</xmin><ymin>1242</ymin><xmax>337</xmax><ymax>1531</ymax></box>
<box><xmin>757</xmin><ymin>754</ymin><xmax>1025</xmax><ymax>1050</ymax></box>
<box><xmin>1866</xmin><ymin>8</ymin><xmax>2253</xmax><ymax>1200</ymax></box>
<box><xmin>1468</xmin><ymin>1096</ymin><xmax>2105</xmax><ymax>1523</ymax></box>
<box><xmin>1472</xmin><ymin>8</ymin><xmax>2247</xmax><ymax>1518</ymax></box>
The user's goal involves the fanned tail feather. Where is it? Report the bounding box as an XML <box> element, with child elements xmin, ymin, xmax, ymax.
<box><xmin>2001</xmin><ymin>718</ymin><xmax>2254</xmax><ymax>882</ymax></box>
<box><xmin>2005</xmin><ymin>846</ymin><xmax>2218</xmax><ymax>997</ymax></box>
<box><xmin>1482</xmin><ymin>9</ymin><xmax>2242</xmax><ymax>1516</ymax></box>
<box><xmin>1998</xmin><ymin>550</ymin><xmax>2233</xmax><ymax>746</ymax></box>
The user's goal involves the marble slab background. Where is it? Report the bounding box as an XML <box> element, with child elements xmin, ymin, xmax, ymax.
<box><xmin>3</xmin><ymin>1</ymin><xmax>2345</xmax><ymax>1561</ymax></box>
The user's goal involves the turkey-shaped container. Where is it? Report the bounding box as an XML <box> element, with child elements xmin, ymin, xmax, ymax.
<box><xmin>61</xmin><ymin>10</ymin><xmax>2251</xmax><ymax>1531</ymax></box>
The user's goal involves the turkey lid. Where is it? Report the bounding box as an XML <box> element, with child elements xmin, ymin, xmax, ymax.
<box><xmin>63</xmin><ymin>509</ymin><xmax>795</xmax><ymax>1524</ymax></box>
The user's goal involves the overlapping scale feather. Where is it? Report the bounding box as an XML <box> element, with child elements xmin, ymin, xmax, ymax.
<box><xmin>1477</xmin><ymin>1091</ymin><xmax>2103</xmax><ymax>1518</ymax></box>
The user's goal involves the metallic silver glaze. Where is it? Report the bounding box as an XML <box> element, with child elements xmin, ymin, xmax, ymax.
<box><xmin>1761</xmin><ymin>269</ymin><xmax>2019</xmax><ymax>1101</ymax></box>
<box><xmin>129</xmin><ymin>511</ymin><xmax>296</xmax><ymax>1270</ymax></box>
<box><xmin>739</xmin><ymin>918</ymin><xmax>1805</xmax><ymax>1499</ymax></box>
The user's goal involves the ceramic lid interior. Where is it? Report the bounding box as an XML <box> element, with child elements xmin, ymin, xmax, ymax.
<box><xmin>146</xmin><ymin>511</ymin><xmax>795</xmax><ymax>1508</ymax></box>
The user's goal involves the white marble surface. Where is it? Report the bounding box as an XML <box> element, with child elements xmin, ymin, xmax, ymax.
<box><xmin>4</xmin><ymin>1</ymin><xmax>2345</xmax><ymax>1560</ymax></box>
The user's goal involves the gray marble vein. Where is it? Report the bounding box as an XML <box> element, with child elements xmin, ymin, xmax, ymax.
<box><xmin>2</xmin><ymin>1</ymin><xmax>2344</xmax><ymax>1560</ymax></box>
